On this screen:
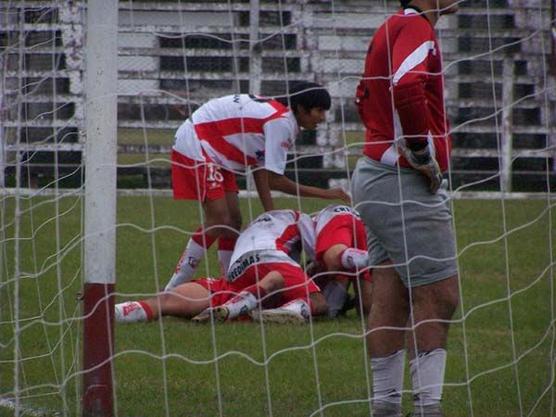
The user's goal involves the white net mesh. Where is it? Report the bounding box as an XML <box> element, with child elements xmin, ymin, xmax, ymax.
<box><xmin>1</xmin><ymin>1</ymin><xmax>555</xmax><ymax>416</ymax></box>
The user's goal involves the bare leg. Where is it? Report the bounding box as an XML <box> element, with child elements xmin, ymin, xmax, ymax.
<box><xmin>149</xmin><ymin>282</ymin><xmax>212</xmax><ymax>319</ymax></box>
<box><xmin>217</xmin><ymin>192</ymin><xmax>242</xmax><ymax>274</ymax></box>
<box><xmin>367</xmin><ymin>262</ymin><xmax>409</xmax><ymax>357</ymax></box>
<box><xmin>407</xmin><ymin>275</ymin><xmax>460</xmax><ymax>357</ymax></box>
<box><xmin>367</xmin><ymin>261</ymin><xmax>408</xmax><ymax>415</ymax></box>
<box><xmin>165</xmin><ymin>197</ymin><xmax>233</xmax><ymax>290</ymax></box>
<box><xmin>115</xmin><ymin>282</ymin><xmax>211</xmax><ymax>323</ymax></box>
<box><xmin>406</xmin><ymin>275</ymin><xmax>459</xmax><ymax>413</ymax></box>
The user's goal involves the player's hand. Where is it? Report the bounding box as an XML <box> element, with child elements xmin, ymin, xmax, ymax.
<box><xmin>397</xmin><ymin>141</ymin><xmax>443</xmax><ymax>194</ymax></box>
<box><xmin>328</xmin><ymin>187</ymin><xmax>351</xmax><ymax>204</ymax></box>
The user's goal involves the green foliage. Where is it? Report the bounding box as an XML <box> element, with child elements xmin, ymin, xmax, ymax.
<box><xmin>1</xmin><ymin>197</ymin><xmax>555</xmax><ymax>417</ymax></box>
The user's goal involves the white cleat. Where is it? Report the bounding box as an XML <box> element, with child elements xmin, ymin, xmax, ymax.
<box><xmin>249</xmin><ymin>306</ymin><xmax>309</xmax><ymax>325</ymax></box>
<box><xmin>191</xmin><ymin>306</ymin><xmax>229</xmax><ymax>323</ymax></box>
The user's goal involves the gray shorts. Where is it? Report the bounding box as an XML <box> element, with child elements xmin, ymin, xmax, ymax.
<box><xmin>351</xmin><ymin>157</ymin><xmax>458</xmax><ymax>288</ymax></box>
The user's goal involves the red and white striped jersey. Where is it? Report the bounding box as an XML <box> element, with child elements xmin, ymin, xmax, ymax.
<box><xmin>356</xmin><ymin>8</ymin><xmax>452</xmax><ymax>172</ymax></box>
<box><xmin>173</xmin><ymin>94</ymin><xmax>298</xmax><ymax>175</ymax></box>
<box><xmin>312</xmin><ymin>204</ymin><xmax>363</xmax><ymax>236</ymax></box>
<box><xmin>229</xmin><ymin>209</ymin><xmax>315</xmax><ymax>269</ymax></box>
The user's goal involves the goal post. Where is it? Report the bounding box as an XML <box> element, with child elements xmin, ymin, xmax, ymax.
<box><xmin>82</xmin><ymin>1</ymin><xmax>118</xmax><ymax>416</ymax></box>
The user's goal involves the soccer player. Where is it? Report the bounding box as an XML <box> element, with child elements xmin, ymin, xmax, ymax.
<box><xmin>352</xmin><ymin>1</ymin><xmax>460</xmax><ymax>417</ymax></box>
<box><xmin>311</xmin><ymin>204</ymin><xmax>372</xmax><ymax>318</ymax></box>
<box><xmin>165</xmin><ymin>82</ymin><xmax>350</xmax><ymax>292</ymax></box>
<box><xmin>193</xmin><ymin>208</ymin><xmax>326</xmax><ymax>323</ymax></box>
<box><xmin>117</xmin><ymin>209</ymin><xmax>327</xmax><ymax>324</ymax></box>
<box><xmin>114</xmin><ymin>271</ymin><xmax>325</xmax><ymax>325</ymax></box>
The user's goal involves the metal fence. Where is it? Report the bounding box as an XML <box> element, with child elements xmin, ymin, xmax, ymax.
<box><xmin>1</xmin><ymin>0</ymin><xmax>555</xmax><ymax>193</ymax></box>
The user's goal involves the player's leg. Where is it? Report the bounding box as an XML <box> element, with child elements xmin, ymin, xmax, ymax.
<box><xmin>353</xmin><ymin>273</ymin><xmax>373</xmax><ymax>318</ymax></box>
<box><xmin>250</xmin><ymin>263</ymin><xmax>327</xmax><ymax>324</ymax></box>
<box><xmin>166</xmin><ymin>153</ymin><xmax>228</xmax><ymax>290</ymax></box>
<box><xmin>406</xmin><ymin>275</ymin><xmax>459</xmax><ymax>416</ymax></box>
<box><xmin>367</xmin><ymin>261</ymin><xmax>409</xmax><ymax>417</ymax></box>
<box><xmin>213</xmin><ymin>269</ymin><xmax>285</xmax><ymax>321</ymax></box>
<box><xmin>217</xmin><ymin>190</ymin><xmax>242</xmax><ymax>275</ymax></box>
<box><xmin>115</xmin><ymin>281</ymin><xmax>211</xmax><ymax>323</ymax></box>
<box><xmin>315</xmin><ymin>215</ymin><xmax>370</xmax><ymax>314</ymax></box>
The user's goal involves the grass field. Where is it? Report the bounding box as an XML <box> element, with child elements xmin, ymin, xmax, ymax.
<box><xmin>1</xmin><ymin>195</ymin><xmax>555</xmax><ymax>417</ymax></box>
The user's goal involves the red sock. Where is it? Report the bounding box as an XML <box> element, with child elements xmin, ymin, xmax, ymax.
<box><xmin>218</xmin><ymin>236</ymin><xmax>237</xmax><ymax>251</ymax></box>
<box><xmin>138</xmin><ymin>301</ymin><xmax>154</xmax><ymax>320</ymax></box>
<box><xmin>191</xmin><ymin>227</ymin><xmax>218</xmax><ymax>248</ymax></box>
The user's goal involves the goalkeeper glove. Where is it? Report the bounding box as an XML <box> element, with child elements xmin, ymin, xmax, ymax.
<box><xmin>397</xmin><ymin>140</ymin><xmax>443</xmax><ymax>194</ymax></box>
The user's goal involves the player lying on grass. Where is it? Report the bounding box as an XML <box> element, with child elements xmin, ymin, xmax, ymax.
<box><xmin>196</xmin><ymin>204</ymin><xmax>372</xmax><ymax>322</ymax></box>
<box><xmin>116</xmin><ymin>209</ymin><xmax>328</xmax><ymax>324</ymax></box>
<box><xmin>310</xmin><ymin>204</ymin><xmax>372</xmax><ymax>318</ymax></box>
<box><xmin>165</xmin><ymin>82</ymin><xmax>350</xmax><ymax>292</ymax></box>
<box><xmin>115</xmin><ymin>267</ymin><xmax>326</xmax><ymax>324</ymax></box>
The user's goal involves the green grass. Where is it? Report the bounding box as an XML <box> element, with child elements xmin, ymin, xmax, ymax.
<box><xmin>1</xmin><ymin>196</ymin><xmax>555</xmax><ymax>417</ymax></box>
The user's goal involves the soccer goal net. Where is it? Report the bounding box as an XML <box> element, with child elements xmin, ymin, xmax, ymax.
<box><xmin>1</xmin><ymin>1</ymin><xmax>555</xmax><ymax>416</ymax></box>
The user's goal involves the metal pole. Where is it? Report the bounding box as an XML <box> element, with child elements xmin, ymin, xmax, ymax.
<box><xmin>501</xmin><ymin>57</ymin><xmax>514</xmax><ymax>193</ymax></box>
<box><xmin>82</xmin><ymin>0</ymin><xmax>118</xmax><ymax>416</ymax></box>
<box><xmin>249</xmin><ymin>0</ymin><xmax>261</xmax><ymax>95</ymax></box>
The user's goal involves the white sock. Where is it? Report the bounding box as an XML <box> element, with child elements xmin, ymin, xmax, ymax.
<box><xmin>278</xmin><ymin>299</ymin><xmax>311</xmax><ymax>320</ymax></box>
<box><xmin>165</xmin><ymin>238</ymin><xmax>206</xmax><ymax>291</ymax></box>
<box><xmin>217</xmin><ymin>249</ymin><xmax>233</xmax><ymax>275</ymax></box>
<box><xmin>340</xmin><ymin>248</ymin><xmax>369</xmax><ymax>270</ymax></box>
<box><xmin>371</xmin><ymin>349</ymin><xmax>405</xmax><ymax>405</ymax></box>
<box><xmin>225</xmin><ymin>291</ymin><xmax>258</xmax><ymax>319</ymax></box>
<box><xmin>410</xmin><ymin>348</ymin><xmax>447</xmax><ymax>407</ymax></box>
<box><xmin>115</xmin><ymin>301</ymin><xmax>150</xmax><ymax>323</ymax></box>
<box><xmin>322</xmin><ymin>281</ymin><xmax>347</xmax><ymax>318</ymax></box>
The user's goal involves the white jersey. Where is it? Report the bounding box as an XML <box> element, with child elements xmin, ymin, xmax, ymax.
<box><xmin>228</xmin><ymin>209</ymin><xmax>315</xmax><ymax>272</ymax></box>
<box><xmin>313</xmin><ymin>204</ymin><xmax>362</xmax><ymax>236</ymax></box>
<box><xmin>173</xmin><ymin>94</ymin><xmax>298</xmax><ymax>175</ymax></box>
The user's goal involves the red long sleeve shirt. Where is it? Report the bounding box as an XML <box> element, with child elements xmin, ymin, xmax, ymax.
<box><xmin>356</xmin><ymin>8</ymin><xmax>452</xmax><ymax>172</ymax></box>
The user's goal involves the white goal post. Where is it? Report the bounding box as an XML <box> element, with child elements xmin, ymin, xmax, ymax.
<box><xmin>82</xmin><ymin>1</ymin><xmax>118</xmax><ymax>416</ymax></box>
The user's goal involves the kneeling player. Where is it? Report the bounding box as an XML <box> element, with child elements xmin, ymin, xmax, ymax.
<box><xmin>312</xmin><ymin>204</ymin><xmax>372</xmax><ymax>318</ymax></box>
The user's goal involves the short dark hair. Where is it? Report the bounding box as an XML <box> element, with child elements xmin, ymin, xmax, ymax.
<box><xmin>275</xmin><ymin>82</ymin><xmax>331</xmax><ymax>111</ymax></box>
<box><xmin>400</xmin><ymin>0</ymin><xmax>412</xmax><ymax>7</ymax></box>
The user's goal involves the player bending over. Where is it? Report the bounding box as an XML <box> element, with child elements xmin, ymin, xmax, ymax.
<box><xmin>311</xmin><ymin>204</ymin><xmax>372</xmax><ymax>318</ymax></box>
<box><xmin>165</xmin><ymin>82</ymin><xmax>350</xmax><ymax>292</ymax></box>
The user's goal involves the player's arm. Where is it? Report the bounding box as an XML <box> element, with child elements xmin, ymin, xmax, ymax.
<box><xmin>262</xmin><ymin>118</ymin><xmax>351</xmax><ymax>203</ymax></box>
<box><xmin>268</xmin><ymin>171</ymin><xmax>350</xmax><ymax>203</ymax></box>
<box><xmin>391</xmin><ymin>21</ymin><xmax>442</xmax><ymax>193</ymax></box>
<box><xmin>252</xmin><ymin>167</ymin><xmax>274</xmax><ymax>211</ymax></box>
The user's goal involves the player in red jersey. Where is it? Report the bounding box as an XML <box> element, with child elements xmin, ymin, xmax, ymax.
<box><xmin>116</xmin><ymin>209</ymin><xmax>328</xmax><ymax>324</ymax></box>
<box><xmin>311</xmin><ymin>204</ymin><xmax>372</xmax><ymax>318</ymax></box>
<box><xmin>352</xmin><ymin>1</ymin><xmax>460</xmax><ymax>417</ymax></box>
<box><xmin>165</xmin><ymin>82</ymin><xmax>350</xmax><ymax>292</ymax></box>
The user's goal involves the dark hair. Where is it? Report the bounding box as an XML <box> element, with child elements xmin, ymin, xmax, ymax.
<box><xmin>275</xmin><ymin>82</ymin><xmax>331</xmax><ymax>111</ymax></box>
<box><xmin>400</xmin><ymin>0</ymin><xmax>412</xmax><ymax>7</ymax></box>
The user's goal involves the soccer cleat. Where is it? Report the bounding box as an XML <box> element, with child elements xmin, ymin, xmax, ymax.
<box><xmin>371</xmin><ymin>401</ymin><xmax>402</xmax><ymax>417</ymax></box>
<box><xmin>191</xmin><ymin>306</ymin><xmax>229</xmax><ymax>323</ymax></box>
<box><xmin>213</xmin><ymin>305</ymin><xmax>230</xmax><ymax>321</ymax></box>
<box><xmin>191</xmin><ymin>308</ymin><xmax>212</xmax><ymax>323</ymax></box>
<box><xmin>249</xmin><ymin>300</ymin><xmax>310</xmax><ymax>325</ymax></box>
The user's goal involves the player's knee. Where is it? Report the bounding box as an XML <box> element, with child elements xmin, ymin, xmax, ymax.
<box><xmin>261</xmin><ymin>271</ymin><xmax>285</xmax><ymax>293</ymax></box>
<box><xmin>322</xmin><ymin>245</ymin><xmax>345</xmax><ymax>271</ymax></box>
<box><xmin>441</xmin><ymin>285</ymin><xmax>459</xmax><ymax>318</ymax></box>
